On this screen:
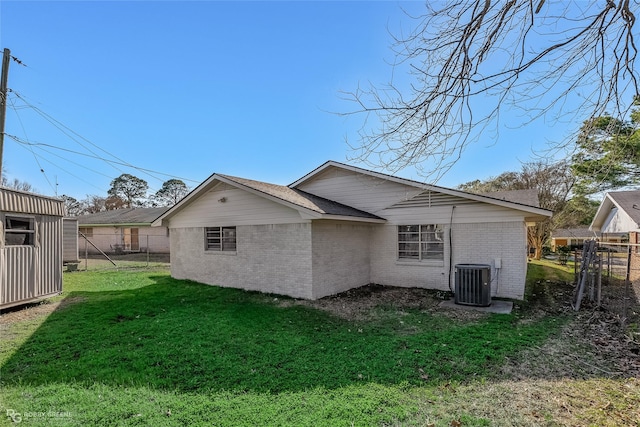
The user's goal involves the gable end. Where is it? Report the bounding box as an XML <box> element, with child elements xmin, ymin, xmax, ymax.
<box><xmin>391</xmin><ymin>190</ymin><xmax>478</xmax><ymax>208</ymax></box>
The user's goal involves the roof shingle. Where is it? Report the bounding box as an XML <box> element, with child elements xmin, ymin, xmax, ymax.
<box><xmin>219</xmin><ymin>175</ymin><xmax>384</xmax><ymax>220</ymax></box>
<box><xmin>77</xmin><ymin>207</ymin><xmax>170</xmax><ymax>225</ymax></box>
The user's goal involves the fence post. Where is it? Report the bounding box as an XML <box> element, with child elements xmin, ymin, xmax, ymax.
<box><xmin>84</xmin><ymin>236</ymin><xmax>88</xmax><ymax>271</ymax></box>
<box><xmin>626</xmin><ymin>244</ymin><xmax>632</xmax><ymax>282</ymax></box>
<box><xmin>607</xmin><ymin>248</ymin><xmax>611</xmax><ymax>283</ymax></box>
<box><xmin>589</xmin><ymin>262</ymin><xmax>595</xmax><ymax>302</ymax></box>
<box><xmin>574</xmin><ymin>248</ymin><xmax>578</xmax><ymax>284</ymax></box>
<box><xmin>597</xmin><ymin>256</ymin><xmax>602</xmax><ymax>307</ymax></box>
<box><xmin>146</xmin><ymin>235</ymin><xmax>150</xmax><ymax>268</ymax></box>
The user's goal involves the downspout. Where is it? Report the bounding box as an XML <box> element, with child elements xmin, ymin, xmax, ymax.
<box><xmin>448</xmin><ymin>205</ymin><xmax>456</xmax><ymax>292</ymax></box>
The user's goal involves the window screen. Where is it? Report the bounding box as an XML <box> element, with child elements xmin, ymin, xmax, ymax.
<box><xmin>205</xmin><ymin>226</ymin><xmax>237</xmax><ymax>251</ymax></box>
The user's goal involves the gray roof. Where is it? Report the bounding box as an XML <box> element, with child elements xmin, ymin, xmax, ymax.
<box><xmin>219</xmin><ymin>175</ymin><xmax>384</xmax><ymax>220</ymax></box>
<box><xmin>607</xmin><ymin>190</ymin><xmax>640</xmax><ymax>225</ymax></box>
<box><xmin>552</xmin><ymin>228</ymin><xmax>600</xmax><ymax>239</ymax></box>
<box><xmin>77</xmin><ymin>207</ymin><xmax>170</xmax><ymax>226</ymax></box>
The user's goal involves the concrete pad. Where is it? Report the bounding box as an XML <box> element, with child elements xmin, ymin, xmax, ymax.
<box><xmin>438</xmin><ymin>299</ymin><xmax>513</xmax><ymax>314</ymax></box>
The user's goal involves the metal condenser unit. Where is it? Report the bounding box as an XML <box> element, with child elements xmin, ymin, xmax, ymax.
<box><xmin>454</xmin><ymin>264</ymin><xmax>491</xmax><ymax>307</ymax></box>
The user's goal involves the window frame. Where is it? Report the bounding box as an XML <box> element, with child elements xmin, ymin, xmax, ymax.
<box><xmin>78</xmin><ymin>227</ymin><xmax>93</xmax><ymax>237</ymax></box>
<box><xmin>4</xmin><ymin>215</ymin><xmax>36</xmax><ymax>246</ymax></box>
<box><xmin>397</xmin><ymin>224</ymin><xmax>444</xmax><ymax>261</ymax></box>
<box><xmin>205</xmin><ymin>226</ymin><xmax>237</xmax><ymax>252</ymax></box>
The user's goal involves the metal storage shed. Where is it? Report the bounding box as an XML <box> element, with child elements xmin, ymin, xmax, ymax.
<box><xmin>63</xmin><ymin>217</ymin><xmax>79</xmax><ymax>263</ymax></box>
<box><xmin>0</xmin><ymin>187</ymin><xmax>64</xmax><ymax>309</ymax></box>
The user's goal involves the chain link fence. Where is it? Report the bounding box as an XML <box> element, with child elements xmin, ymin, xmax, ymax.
<box><xmin>574</xmin><ymin>242</ymin><xmax>640</xmax><ymax>327</ymax></box>
<box><xmin>70</xmin><ymin>233</ymin><xmax>170</xmax><ymax>271</ymax></box>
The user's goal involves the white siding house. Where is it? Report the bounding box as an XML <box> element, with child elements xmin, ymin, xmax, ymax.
<box><xmin>590</xmin><ymin>190</ymin><xmax>640</xmax><ymax>238</ymax></box>
<box><xmin>590</xmin><ymin>190</ymin><xmax>640</xmax><ymax>283</ymax></box>
<box><xmin>153</xmin><ymin>161</ymin><xmax>552</xmax><ymax>300</ymax></box>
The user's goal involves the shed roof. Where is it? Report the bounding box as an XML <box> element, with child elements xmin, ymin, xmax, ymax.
<box><xmin>0</xmin><ymin>187</ymin><xmax>65</xmax><ymax>216</ymax></box>
<box><xmin>77</xmin><ymin>207</ymin><xmax>169</xmax><ymax>226</ymax></box>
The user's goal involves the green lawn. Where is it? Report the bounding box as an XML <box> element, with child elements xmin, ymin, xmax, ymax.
<box><xmin>0</xmin><ymin>266</ymin><xmax>637</xmax><ymax>426</ymax></box>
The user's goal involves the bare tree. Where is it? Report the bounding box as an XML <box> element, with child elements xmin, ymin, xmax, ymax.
<box><xmin>1</xmin><ymin>175</ymin><xmax>35</xmax><ymax>192</ymax></box>
<box><xmin>60</xmin><ymin>195</ymin><xmax>83</xmax><ymax>216</ymax></box>
<box><xmin>459</xmin><ymin>160</ymin><xmax>575</xmax><ymax>259</ymax></box>
<box><xmin>345</xmin><ymin>1</ymin><xmax>638</xmax><ymax>178</ymax></box>
<box><xmin>81</xmin><ymin>195</ymin><xmax>107</xmax><ymax>214</ymax></box>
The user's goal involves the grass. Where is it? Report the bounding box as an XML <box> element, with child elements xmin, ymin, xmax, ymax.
<box><xmin>0</xmin><ymin>265</ymin><xmax>638</xmax><ymax>426</ymax></box>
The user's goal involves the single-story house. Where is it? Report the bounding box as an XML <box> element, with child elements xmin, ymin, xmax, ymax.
<box><xmin>551</xmin><ymin>228</ymin><xmax>600</xmax><ymax>251</ymax></box>
<box><xmin>590</xmin><ymin>190</ymin><xmax>640</xmax><ymax>280</ymax></box>
<box><xmin>152</xmin><ymin>161</ymin><xmax>552</xmax><ymax>300</ymax></box>
<box><xmin>1</xmin><ymin>187</ymin><xmax>64</xmax><ymax>309</ymax></box>
<box><xmin>77</xmin><ymin>207</ymin><xmax>170</xmax><ymax>255</ymax></box>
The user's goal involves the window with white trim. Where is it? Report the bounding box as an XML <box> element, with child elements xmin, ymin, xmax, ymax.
<box><xmin>205</xmin><ymin>226</ymin><xmax>237</xmax><ymax>251</ymax></box>
<box><xmin>5</xmin><ymin>216</ymin><xmax>35</xmax><ymax>246</ymax></box>
<box><xmin>398</xmin><ymin>224</ymin><xmax>444</xmax><ymax>260</ymax></box>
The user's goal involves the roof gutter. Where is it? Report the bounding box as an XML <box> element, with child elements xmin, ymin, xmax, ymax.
<box><xmin>78</xmin><ymin>222</ymin><xmax>154</xmax><ymax>227</ymax></box>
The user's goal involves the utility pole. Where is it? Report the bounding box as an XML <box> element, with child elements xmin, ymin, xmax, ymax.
<box><xmin>0</xmin><ymin>48</ymin><xmax>10</xmax><ymax>181</ymax></box>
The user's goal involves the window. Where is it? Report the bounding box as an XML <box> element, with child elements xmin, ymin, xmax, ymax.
<box><xmin>205</xmin><ymin>226</ymin><xmax>237</xmax><ymax>251</ymax></box>
<box><xmin>398</xmin><ymin>224</ymin><xmax>444</xmax><ymax>260</ymax></box>
<box><xmin>5</xmin><ymin>216</ymin><xmax>35</xmax><ymax>246</ymax></box>
<box><xmin>79</xmin><ymin>227</ymin><xmax>93</xmax><ymax>237</ymax></box>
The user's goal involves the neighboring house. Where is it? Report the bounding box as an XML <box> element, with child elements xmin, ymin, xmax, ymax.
<box><xmin>77</xmin><ymin>207</ymin><xmax>170</xmax><ymax>255</ymax></box>
<box><xmin>1</xmin><ymin>187</ymin><xmax>64</xmax><ymax>309</ymax></box>
<box><xmin>153</xmin><ymin>161</ymin><xmax>551</xmax><ymax>301</ymax></box>
<box><xmin>551</xmin><ymin>228</ymin><xmax>600</xmax><ymax>251</ymax></box>
<box><xmin>591</xmin><ymin>190</ymin><xmax>640</xmax><ymax>280</ymax></box>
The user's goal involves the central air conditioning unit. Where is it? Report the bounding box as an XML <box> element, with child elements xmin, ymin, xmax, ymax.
<box><xmin>454</xmin><ymin>264</ymin><xmax>492</xmax><ymax>307</ymax></box>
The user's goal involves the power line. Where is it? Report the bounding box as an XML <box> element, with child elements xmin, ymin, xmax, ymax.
<box><xmin>9</xmin><ymin>90</ymin><xmax>198</xmax><ymax>184</ymax></box>
<box><xmin>6</xmin><ymin>134</ymin><xmax>200</xmax><ymax>183</ymax></box>
<box><xmin>6</xmin><ymin>91</ymin><xmax>200</xmax><ymax>186</ymax></box>
<box><xmin>11</xmin><ymin>139</ymin><xmax>108</xmax><ymax>193</ymax></box>
<box><xmin>10</xmin><ymin>90</ymin><xmax>127</xmax><ymax>175</ymax></box>
<box><xmin>7</xmin><ymin>95</ymin><xmax>56</xmax><ymax>193</ymax></box>
<box><xmin>22</xmin><ymin>138</ymin><xmax>115</xmax><ymax>180</ymax></box>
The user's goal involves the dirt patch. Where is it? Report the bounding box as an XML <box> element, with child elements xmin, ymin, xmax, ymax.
<box><xmin>0</xmin><ymin>296</ymin><xmax>86</xmax><ymax>325</ymax></box>
<box><xmin>279</xmin><ymin>283</ymin><xmax>490</xmax><ymax>322</ymax></box>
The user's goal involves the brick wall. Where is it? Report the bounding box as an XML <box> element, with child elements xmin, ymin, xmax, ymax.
<box><xmin>452</xmin><ymin>221</ymin><xmax>527</xmax><ymax>299</ymax></box>
<box><xmin>370</xmin><ymin>221</ymin><xmax>527</xmax><ymax>300</ymax></box>
<box><xmin>311</xmin><ymin>221</ymin><xmax>373</xmax><ymax>299</ymax></box>
<box><xmin>171</xmin><ymin>220</ymin><xmax>528</xmax><ymax>301</ymax></box>
<box><xmin>170</xmin><ymin>224</ymin><xmax>314</xmax><ymax>299</ymax></box>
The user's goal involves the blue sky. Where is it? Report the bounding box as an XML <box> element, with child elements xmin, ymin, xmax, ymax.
<box><xmin>1</xmin><ymin>1</ymin><xmax>586</xmax><ymax>200</ymax></box>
